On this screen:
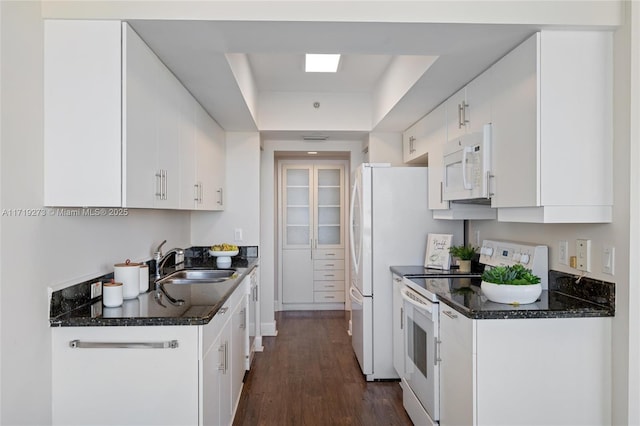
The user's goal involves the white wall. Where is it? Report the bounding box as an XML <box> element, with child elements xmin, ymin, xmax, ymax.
<box><xmin>365</xmin><ymin>132</ymin><xmax>404</xmax><ymax>166</ymax></box>
<box><xmin>258</xmin><ymin>91</ymin><xmax>372</xmax><ymax>131</ymax></box>
<box><xmin>0</xmin><ymin>3</ymin><xmax>191</xmax><ymax>424</ymax></box>
<box><xmin>191</xmin><ymin>132</ymin><xmax>261</xmax><ymax>246</ymax></box>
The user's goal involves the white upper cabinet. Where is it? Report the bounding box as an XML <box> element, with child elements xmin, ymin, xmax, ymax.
<box><xmin>44</xmin><ymin>20</ymin><xmax>122</xmax><ymax>207</ymax></box>
<box><xmin>123</xmin><ymin>23</ymin><xmax>180</xmax><ymax>209</ymax></box>
<box><xmin>180</xmin><ymin>100</ymin><xmax>226</xmax><ymax>211</ymax></box>
<box><xmin>44</xmin><ymin>20</ymin><xmax>225</xmax><ymax>210</ymax></box>
<box><xmin>402</xmin><ymin>119</ymin><xmax>429</xmax><ymax>164</ymax></box>
<box><xmin>491</xmin><ymin>31</ymin><xmax>613</xmax><ymax>223</ymax></box>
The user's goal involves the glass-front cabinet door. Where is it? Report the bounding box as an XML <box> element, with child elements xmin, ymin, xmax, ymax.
<box><xmin>282</xmin><ymin>166</ymin><xmax>313</xmax><ymax>249</ymax></box>
<box><xmin>314</xmin><ymin>165</ymin><xmax>344</xmax><ymax>249</ymax></box>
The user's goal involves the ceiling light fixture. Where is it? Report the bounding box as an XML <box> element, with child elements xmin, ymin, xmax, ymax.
<box><xmin>305</xmin><ymin>54</ymin><xmax>341</xmax><ymax>73</ymax></box>
<box><xmin>307</xmin><ymin>151</ymin><xmax>318</xmax><ymax>155</ymax></box>
<box><xmin>302</xmin><ymin>135</ymin><xmax>329</xmax><ymax>141</ymax></box>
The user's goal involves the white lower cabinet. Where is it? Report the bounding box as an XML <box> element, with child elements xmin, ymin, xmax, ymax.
<box><xmin>52</xmin><ymin>282</ymin><xmax>248</xmax><ymax>426</ymax></box>
<box><xmin>439</xmin><ymin>307</ymin><xmax>612</xmax><ymax>426</ymax></box>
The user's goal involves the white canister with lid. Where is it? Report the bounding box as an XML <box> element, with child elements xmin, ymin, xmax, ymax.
<box><xmin>114</xmin><ymin>259</ymin><xmax>140</xmax><ymax>300</ymax></box>
<box><xmin>103</xmin><ymin>280</ymin><xmax>123</xmax><ymax>307</ymax></box>
<box><xmin>139</xmin><ymin>264</ymin><xmax>149</xmax><ymax>293</ymax></box>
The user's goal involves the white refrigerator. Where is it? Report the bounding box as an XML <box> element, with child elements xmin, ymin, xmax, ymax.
<box><xmin>349</xmin><ymin>164</ymin><xmax>463</xmax><ymax>381</ymax></box>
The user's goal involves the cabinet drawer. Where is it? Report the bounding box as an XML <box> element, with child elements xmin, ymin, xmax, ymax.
<box><xmin>314</xmin><ymin>259</ymin><xmax>345</xmax><ymax>270</ymax></box>
<box><xmin>313</xmin><ymin>270</ymin><xmax>345</xmax><ymax>281</ymax></box>
<box><xmin>313</xmin><ymin>291</ymin><xmax>345</xmax><ymax>303</ymax></box>
<box><xmin>314</xmin><ymin>249</ymin><xmax>344</xmax><ymax>260</ymax></box>
<box><xmin>314</xmin><ymin>281</ymin><xmax>345</xmax><ymax>292</ymax></box>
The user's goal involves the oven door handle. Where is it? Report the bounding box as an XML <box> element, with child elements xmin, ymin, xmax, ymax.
<box><xmin>400</xmin><ymin>287</ymin><xmax>435</xmax><ymax>316</ymax></box>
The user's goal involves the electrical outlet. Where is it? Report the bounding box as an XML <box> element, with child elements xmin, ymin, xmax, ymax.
<box><xmin>576</xmin><ymin>239</ymin><xmax>592</xmax><ymax>272</ymax></box>
<box><xmin>90</xmin><ymin>281</ymin><xmax>102</xmax><ymax>299</ymax></box>
<box><xmin>475</xmin><ymin>230</ymin><xmax>481</xmax><ymax>247</ymax></box>
<box><xmin>602</xmin><ymin>245</ymin><xmax>615</xmax><ymax>275</ymax></box>
<box><xmin>558</xmin><ymin>240</ymin><xmax>568</xmax><ymax>265</ymax></box>
<box><xmin>234</xmin><ymin>228</ymin><xmax>243</xmax><ymax>242</ymax></box>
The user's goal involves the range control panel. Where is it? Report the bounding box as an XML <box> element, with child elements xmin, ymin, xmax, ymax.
<box><xmin>479</xmin><ymin>239</ymin><xmax>549</xmax><ymax>289</ymax></box>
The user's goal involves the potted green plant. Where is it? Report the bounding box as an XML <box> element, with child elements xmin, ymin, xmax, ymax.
<box><xmin>449</xmin><ymin>245</ymin><xmax>477</xmax><ymax>273</ymax></box>
<box><xmin>480</xmin><ymin>264</ymin><xmax>542</xmax><ymax>305</ymax></box>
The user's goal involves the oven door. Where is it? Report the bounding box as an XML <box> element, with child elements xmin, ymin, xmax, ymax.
<box><xmin>402</xmin><ymin>286</ymin><xmax>439</xmax><ymax>422</ymax></box>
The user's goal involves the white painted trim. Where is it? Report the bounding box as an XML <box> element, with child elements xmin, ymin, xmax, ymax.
<box><xmin>260</xmin><ymin>321</ymin><xmax>278</xmax><ymax>337</ymax></box>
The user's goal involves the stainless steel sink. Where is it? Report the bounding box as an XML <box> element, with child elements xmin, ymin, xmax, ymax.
<box><xmin>158</xmin><ymin>269</ymin><xmax>236</xmax><ymax>285</ymax></box>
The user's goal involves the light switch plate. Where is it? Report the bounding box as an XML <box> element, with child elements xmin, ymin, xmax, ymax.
<box><xmin>576</xmin><ymin>239</ymin><xmax>592</xmax><ymax>272</ymax></box>
<box><xmin>90</xmin><ymin>281</ymin><xmax>102</xmax><ymax>299</ymax></box>
<box><xmin>558</xmin><ymin>240</ymin><xmax>568</xmax><ymax>265</ymax></box>
<box><xmin>602</xmin><ymin>244</ymin><xmax>615</xmax><ymax>275</ymax></box>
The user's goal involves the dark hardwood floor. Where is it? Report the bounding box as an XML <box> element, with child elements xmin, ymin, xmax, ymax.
<box><xmin>233</xmin><ymin>310</ymin><xmax>413</xmax><ymax>426</ymax></box>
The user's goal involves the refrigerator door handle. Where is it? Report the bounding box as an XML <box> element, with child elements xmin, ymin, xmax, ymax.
<box><xmin>349</xmin><ymin>180</ymin><xmax>359</xmax><ymax>272</ymax></box>
<box><xmin>349</xmin><ymin>286</ymin><xmax>363</xmax><ymax>304</ymax></box>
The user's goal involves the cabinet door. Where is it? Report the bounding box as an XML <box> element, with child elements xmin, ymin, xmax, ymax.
<box><xmin>445</xmin><ymin>87</ymin><xmax>468</xmax><ymax>141</ymax></box>
<box><xmin>465</xmin><ymin>67</ymin><xmax>493</xmax><ymax>134</ymax></box>
<box><xmin>178</xmin><ymin>84</ymin><xmax>197</xmax><ymax>209</ymax></box>
<box><xmin>123</xmin><ymin>23</ymin><xmax>159</xmax><ymax>208</ymax></box>
<box><xmin>424</xmin><ymin>103</ymin><xmax>449</xmax><ymax>210</ymax></box>
<box><xmin>203</xmin><ymin>324</ymin><xmax>231</xmax><ymax>426</ymax></box>
<box><xmin>490</xmin><ymin>34</ymin><xmax>538</xmax><ymax>208</ymax></box>
<box><xmin>44</xmin><ymin>20</ymin><xmax>122</xmax><ymax>207</ymax></box>
<box><xmin>282</xmin><ymin>166</ymin><xmax>313</xmax><ymax>249</ymax></box>
<box><xmin>439</xmin><ymin>308</ymin><xmax>475</xmax><ymax>426</ymax></box>
<box><xmin>155</xmin><ymin>63</ymin><xmax>181</xmax><ymax>209</ymax></box>
<box><xmin>314</xmin><ymin>165</ymin><xmax>344</xmax><ymax>249</ymax></box>
<box><xmin>403</xmin><ymin>118</ymin><xmax>429</xmax><ymax>163</ymax></box>
<box><xmin>52</xmin><ymin>326</ymin><xmax>199</xmax><ymax>426</ymax></box>
<box><xmin>231</xmin><ymin>294</ymin><xmax>248</xmax><ymax>410</ymax></box>
<box><xmin>196</xmin><ymin>105</ymin><xmax>226</xmax><ymax>211</ymax></box>
<box><xmin>282</xmin><ymin>249</ymin><xmax>313</xmax><ymax>303</ymax></box>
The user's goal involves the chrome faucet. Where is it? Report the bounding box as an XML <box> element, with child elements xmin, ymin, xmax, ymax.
<box><xmin>153</xmin><ymin>240</ymin><xmax>184</xmax><ymax>281</ymax></box>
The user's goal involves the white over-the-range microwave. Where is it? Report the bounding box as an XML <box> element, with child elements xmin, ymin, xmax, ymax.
<box><xmin>442</xmin><ymin>124</ymin><xmax>492</xmax><ymax>202</ymax></box>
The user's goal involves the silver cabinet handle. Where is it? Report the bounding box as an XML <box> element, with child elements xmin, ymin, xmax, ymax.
<box><xmin>194</xmin><ymin>183</ymin><xmax>199</xmax><ymax>202</ymax></box>
<box><xmin>155</xmin><ymin>171</ymin><xmax>162</xmax><ymax>198</ymax></box>
<box><xmin>218</xmin><ymin>306</ymin><xmax>229</xmax><ymax>315</ymax></box>
<box><xmin>240</xmin><ymin>307</ymin><xmax>246</xmax><ymax>330</ymax></box>
<box><xmin>69</xmin><ymin>340</ymin><xmax>179</xmax><ymax>349</ymax></box>
<box><xmin>458</xmin><ymin>101</ymin><xmax>469</xmax><ymax>128</ymax></box>
<box><xmin>218</xmin><ymin>341</ymin><xmax>228</xmax><ymax>373</ymax></box>
<box><xmin>217</xmin><ymin>188</ymin><xmax>224</xmax><ymax>206</ymax></box>
<box><xmin>487</xmin><ymin>171</ymin><xmax>495</xmax><ymax>197</ymax></box>
<box><xmin>442</xmin><ymin>310</ymin><xmax>458</xmax><ymax>319</ymax></box>
<box><xmin>400</xmin><ymin>306</ymin><xmax>404</xmax><ymax>330</ymax></box>
<box><xmin>409</xmin><ymin>136</ymin><xmax>416</xmax><ymax>154</ymax></box>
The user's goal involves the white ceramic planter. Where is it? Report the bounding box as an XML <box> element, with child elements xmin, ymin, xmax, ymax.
<box><xmin>481</xmin><ymin>281</ymin><xmax>542</xmax><ymax>305</ymax></box>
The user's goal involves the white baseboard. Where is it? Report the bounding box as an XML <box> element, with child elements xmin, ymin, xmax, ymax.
<box><xmin>261</xmin><ymin>321</ymin><xmax>278</xmax><ymax>336</ymax></box>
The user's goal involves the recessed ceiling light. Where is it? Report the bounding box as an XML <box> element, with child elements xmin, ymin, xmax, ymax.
<box><xmin>307</xmin><ymin>151</ymin><xmax>318</xmax><ymax>155</ymax></box>
<box><xmin>305</xmin><ymin>54</ymin><xmax>341</xmax><ymax>73</ymax></box>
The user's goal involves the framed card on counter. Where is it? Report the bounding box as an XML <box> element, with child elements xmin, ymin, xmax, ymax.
<box><xmin>424</xmin><ymin>233</ymin><xmax>453</xmax><ymax>270</ymax></box>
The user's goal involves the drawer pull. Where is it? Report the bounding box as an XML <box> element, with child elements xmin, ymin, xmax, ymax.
<box><xmin>442</xmin><ymin>310</ymin><xmax>458</xmax><ymax>319</ymax></box>
<box><xmin>69</xmin><ymin>340</ymin><xmax>179</xmax><ymax>349</ymax></box>
<box><xmin>324</xmin><ymin>274</ymin><xmax>334</xmax><ymax>277</ymax></box>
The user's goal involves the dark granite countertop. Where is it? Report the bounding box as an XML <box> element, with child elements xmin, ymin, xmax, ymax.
<box><xmin>50</xmin><ymin>251</ymin><xmax>259</xmax><ymax>327</ymax></box>
<box><xmin>391</xmin><ymin>266</ymin><xmax>615</xmax><ymax>320</ymax></box>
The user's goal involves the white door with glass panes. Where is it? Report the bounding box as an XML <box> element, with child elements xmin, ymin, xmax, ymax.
<box><xmin>281</xmin><ymin>162</ymin><xmax>346</xmax><ymax>309</ymax></box>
